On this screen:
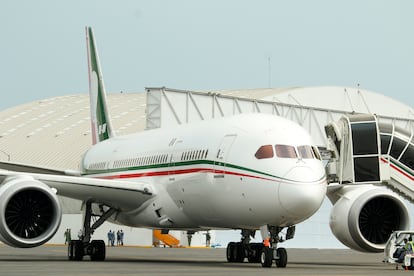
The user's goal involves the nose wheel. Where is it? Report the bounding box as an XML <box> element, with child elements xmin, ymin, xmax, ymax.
<box><xmin>259</xmin><ymin>225</ymin><xmax>294</xmax><ymax>268</ymax></box>
<box><xmin>260</xmin><ymin>247</ymin><xmax>273</xmax><ymax>267</ymax></box>
<box><xmin>275</xmin><ymin>247</ymin><xmax>287</xmax><ymax>267</ymax></box>
<box><xmin>260</xmin><ymin>247</ymin><xmax>287</xmax><ymax>268</ymax></box>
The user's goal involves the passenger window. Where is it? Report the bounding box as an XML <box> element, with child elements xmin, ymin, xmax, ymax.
<box><xmin>298</xmin><ymin>145</ymin><xmax>314</xmax><ymax>159</ymax></box>
<box><xmin>255</xmin><ymin>145</ymin><xmax>274</xmax><ymax>159</ymax></box>
<box><xmin>275</xmin><ymin>145</ymin><xmax>297</xmax><ymax>158</ymax></box>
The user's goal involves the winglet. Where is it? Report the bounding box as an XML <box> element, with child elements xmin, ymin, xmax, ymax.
<box><xmin>85</xmin><ymin>26</ymin><xmax>114</xmax><ymax>144</ymax></box>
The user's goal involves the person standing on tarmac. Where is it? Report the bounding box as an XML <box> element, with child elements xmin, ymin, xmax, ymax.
<box><xmin>116</xmin><ymin>230</ymin><xmax>121</xmax><ymax>246</ymax></box>
<box><xmin>120</xmin><ymin>230</ymin><xmax>124</xmax><ymax>246</ymax></box>
<box><xmin>64</xmin><ymin>229</ymin><xmax>71</xmax><ymax>245</ymax></box>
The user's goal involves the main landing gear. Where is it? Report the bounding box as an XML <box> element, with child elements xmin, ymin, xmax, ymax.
<box><xmin>68</xmin><ymin>200</ymin><xmax>117</xmax><ymax>261</ymax></box>
<box><xmin>226</xmin><ymin>230</ymin><xmax>263</xmax><ymax>263</ymax></box>
<box><xmin>226</xmin><ymin>226</ymin><xmax>295</xmax><ymax>268</ymax></box>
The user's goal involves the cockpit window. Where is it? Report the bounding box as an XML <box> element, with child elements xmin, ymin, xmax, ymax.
<box><xmin>298</xmin><ymin>145</ymin><xmax>314</xmax><ymax>159</ymax></box>
<box><xmin>275</xmin><ymin>145</ymin><xmax>297</xmax><ymax>158</ymax></box>
<box><xmin>255</xmin><ymin>145</ymin><xmax>274</xmax><ymax>159</ymax></box>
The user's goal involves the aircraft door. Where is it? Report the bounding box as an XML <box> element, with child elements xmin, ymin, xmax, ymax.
<box><xmin>214</xmin><ymin>134</ymin><xmax>237</xmax><ymax>174</ymax></box>
<box><xmin>169</xmin><ymin>138</ymin><xmax>183</xmax><ymax>181</ymax></box>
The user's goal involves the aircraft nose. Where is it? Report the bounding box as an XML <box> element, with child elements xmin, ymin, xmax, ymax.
<box><xmin>278</xmin><ymin>166</ymin><xmax>326</xmax><ymax>219</ymax></box>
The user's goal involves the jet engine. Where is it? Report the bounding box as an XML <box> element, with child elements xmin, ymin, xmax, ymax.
<box><xmin>0</xmin><ymin>176</ymin><xmax>62</xmax><ymax>248</ymax></box>
<box><xmin>329</xmin><ymin>185</ymin><xmax>410</xmax><ymax>252</ymax></box>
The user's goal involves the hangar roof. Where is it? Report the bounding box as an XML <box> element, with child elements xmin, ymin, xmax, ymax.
<box><xmin>0</xmin><ymin>93</ymin><xmax>146</xmax><ymax>169</ymax></box>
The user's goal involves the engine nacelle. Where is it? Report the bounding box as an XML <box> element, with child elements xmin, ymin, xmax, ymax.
<box><xmin>0</xmin><ymin>176</ymin><xmax>62</xmax><ymax>248</ymax></box>
<box><xmin>329</xmin><ymin>185</ymin><xmax>410</xmax><ymax>252</ymax></box>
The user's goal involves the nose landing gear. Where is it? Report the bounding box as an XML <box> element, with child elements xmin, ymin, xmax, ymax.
<box><xmin>260</xmin><ymin>225</ymin><xmax>294</xmax><ymax>268</ymax></box>
<box><xmin>226</xmin><ymin>226</ymin><xmax>294</xmax><ymax>268</ymax></box>
<box><xmin>260</xmin><ymin>246</ymin><xmax>287</xmax><ymax>268</ymax></box>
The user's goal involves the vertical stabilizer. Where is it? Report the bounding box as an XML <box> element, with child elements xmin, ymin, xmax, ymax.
<box><xmin>86</xmin><ymin>26</ymin><xmax>114</xmax><ymax>144</ymax></box>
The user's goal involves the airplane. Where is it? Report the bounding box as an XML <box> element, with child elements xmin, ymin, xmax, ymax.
<box><xmin>0</xmin><ymin>27</ymin><xmax>409</xmax><ymax>268</ymax></box>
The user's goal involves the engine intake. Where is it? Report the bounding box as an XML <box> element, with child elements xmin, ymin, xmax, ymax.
<box><xmin>329</xmin><ymin>185</ymin><xmax>410</xmax><ymax>252</ymax></box>
<box><xmin>0</xmin><ymin>176</ymin><xmax>62</xmax><ymax>248</ymax></box>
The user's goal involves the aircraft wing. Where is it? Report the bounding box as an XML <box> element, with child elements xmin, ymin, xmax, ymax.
<box><xmin>0</xmin><ymin>161</ymin><xmax>154</xmax><ymax>211</ymax></box>
<box><xmin>0</xmin><ymin>160</ymin><xmax>78</xmax><ymax>176</ymax></box>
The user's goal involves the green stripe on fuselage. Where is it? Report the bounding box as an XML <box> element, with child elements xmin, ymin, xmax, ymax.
<box><xmin>82</xmin><ymin>159</ymin><xmax>324</xmax><ymax>183</ymax></box>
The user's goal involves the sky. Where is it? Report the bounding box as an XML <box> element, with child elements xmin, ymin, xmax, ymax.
<box><xmin>1</xmin><ymin>0</ymin><xmax>414</xmax><ymax>111</ymax></box>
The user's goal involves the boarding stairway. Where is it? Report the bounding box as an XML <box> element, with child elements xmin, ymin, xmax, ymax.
<box><xmin>153</xmin><ymin>230</ymin><xmax>180</xmax><ymax>247</ymax></box>
<box><xmin>325</xmin><ymin>114</ymin><xmax>414</xmax><ymax>203</ymax></box>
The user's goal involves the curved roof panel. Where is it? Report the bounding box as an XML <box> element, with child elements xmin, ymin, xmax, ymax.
<box><xmin>0</xmin><ymin>93</ymin><xmax>146</xmax><ymax>169</ymax></box>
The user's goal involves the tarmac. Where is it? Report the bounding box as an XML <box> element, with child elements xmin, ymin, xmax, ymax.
<box><xmin>0</xmin><ymin>244</ymin><xmax>403</xmax><ymax>276</ymax></box>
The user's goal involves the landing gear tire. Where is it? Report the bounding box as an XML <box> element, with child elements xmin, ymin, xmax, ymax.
<box><xmin>275</xmin><ymin>247</ymin><xmax>287</xmax><ymax>268</ymax></box>
<box><xmin>68</xmin><ymin>240</ymin><xmax>84</xmax><ymax>261</ymax></box>
<box><xmin>226</xmin><ymin>242</ymin><xmax>245</xmax><ymax>263</ymax></box>
<box><xmin>226</xmin><ymin>242</ymin><xmax>236</xmax><ymax>262</ymax></box>
<box><xmin>247</xmin><ymin>243</ymin><xmax>263</xmax><ymax>263</ymax></box>
<box><xmin>68</xmin><ymin>241</ymin><xmax>74</xmax><ymax>260</ymax></box>
<box><xmin>260</xmin><ymin>247</ymin><xmax>273</xmax><ymax>268</ymax></box>
<box><xmin>90</xmin><ymin>240</ymin><xmax>106</xmax><ymax>261</ymax></box>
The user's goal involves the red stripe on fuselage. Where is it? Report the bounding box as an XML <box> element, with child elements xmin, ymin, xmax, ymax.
<box><xmin>95</xmin><ymin>167</ymin><xmax>276</xmax><ymax>182</ymax></box>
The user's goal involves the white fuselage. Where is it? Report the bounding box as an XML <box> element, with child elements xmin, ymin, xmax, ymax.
<box><xmin>81</xmin><ymin>113</ymin><xmax>327</xmax><ymax>230</ymax></box>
